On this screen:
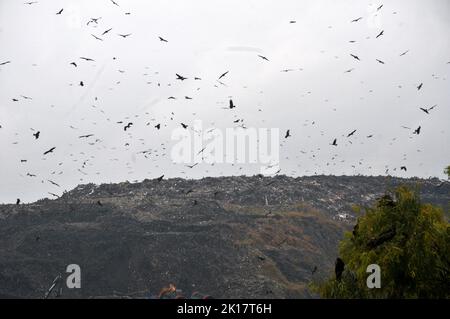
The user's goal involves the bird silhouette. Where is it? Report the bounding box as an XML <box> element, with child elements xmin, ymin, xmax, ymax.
<box><xmin>155</xmin><ymin>124</ymin><xmax>161</xmax><ymax>130</ymax></box>
<box><xmin>419</xmin><ymin>105</ymin><xmax>437</xmax><ymax>114</ymax></box>
<box><xmin>33</xmin><ymin>131</ymin><xmax>40</xmax><ymax>139</ymax></box>
<box><xmin>176</xmin><ymin>73</ymin><xmax>187</xmax><ymax>81</ymax></box>
<box><xmin>347</xmin><ymin>129</ymin><xmax>357</xmax><ymax>137</ymax></box>
<box><xmin>118</xmin><ymin>33</ymin><xmax>132</xmax><ymax>38</ymax></box>
<box><xmin>181</xmin><ymin>123</ymin><xmax>188</xmax><ymax>129</ymax></box>
<box><xmin>331</xmin><ymin>138</ymin><xmax>337</xmax><ymax>146</ymax></box>
<box><xmin>70</xmin><ymin>62</ymin><xmax>77</xmax><ymax>67</ymax></box>
<box><xmin>43</xmin><ymin>147</ymin><xmax>56</xmax><ymax>155</ymax></box>
<box><xmin>350</xmin><ymin>54</ymin><xmax>360</xmax><ymax>61</ymax></box>
<box><xmin>156</xmin><ymin>175</ymin><xmax>164</xmax><ymax>182</ymax></box>
<box><xmin>229</xmin><ymin>99</ymin><xmax>236</xmax><ymax>109</ymax></box>
<box><xmin>258</xmin><ymin>55</ymin><xmax>269</xmax><ymax>61</ymax></box>
<box><xmin>218</xmin><ymin>71</ymin><xmax>229</xmax><ymax>80</ymax></box>
<box><xmin>351</xmin><ymin>17</ymin><xmax>362</xmax><ymax>22</ymax></box>
<box><xmin>285</xmin><ymin>130</ymin><xmax>291</xmax><ymax>138</ymax></box>
<box><xmin>400</xmin><ymin>166</ymin><xmax>407</xmax><ymax>171</ymax></box>
<box><xmin>124</xmin><ymin>122</ymin><xmax>133</xmax><ymax>131</ymax></box>
<box><xmin>0</xmin><ymin>61</ymin><xmax>11</xmax><ymax>66</ymax></box>
<box><xmin>376</xmin><ymin>30</ymin><xmax>384</xmax><ymax>38</ymax></box>
<box><xmin>413</xmin><ymin>126</ymin><xmax>421</xmax><ymax>135</ymax></box>
<box><xmin>376</xmin><ymin>59</ymin><xmax>385</xmax><ymax>64</ymax></box>
<box><xmin>56</xmin><ymin>8</ymin><xmax>63</xmax><ymax>15</ymax></box>
<box><xmin>158</xmin><ymin>36</ymin><xmax>168</xmax><ymax>42</ymax></box>
<box><xmin>102</xmin><ymin>28</ymin><xmax>113</xmax><ymax>36</ymax></box>
<box><xmin>417</xmin><ymin>83</ymin><xmax>423</xmax><ymax>90</ymax></box>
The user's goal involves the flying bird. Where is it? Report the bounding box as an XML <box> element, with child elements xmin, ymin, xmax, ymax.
<box><xmin>158</xmin><ymin>36</ymin><xmax>168</xmax><ymax>42</ymax></box>
<box><xmin>33</xmin><ymin>131</ymin><xmax>40</xmax><ymax>139</ymax></box>
<box><xmin>56</xmin><ymin>8</ymin><xmax>63</xmax><ymax>15</ymax></box>
<box><xmin>413</xmin><ymin>126</ymin><xmax>421</xmax><ymax>135</ymax></box>
<box><xmin>399</xmin><ymin>50</ymin><xmax>409</xmax><ymax>56</ymax></box>
<box><xmin>0</xmin><ymin>61</ymin><xmax>11</xmax><ymax>66</ymax></box>
<box><xmin>218</xmin><ymin>71</ymin><xmax>229</xmax><ymax>80</ymax></box>
<box><xmin>91</xmin><ymin>34</ymin><xmax>103</xmax><ymax>41</ymax></box>
<box><xmin>377</xmin><ymin>4</ymin><xmax>383</xmax><ymax>11</ymax></box>
<box><xmin>376</xmin><ymin>30</ymin><xmax>384</xmax><ymax>38</ymax></box>
<box><xmin>331</xmin><ymin>138</ymin><xmax>337</xmax><ymax>146</ymax></box>
<box><xmin>417</xmin><ymin>83</ymin><xmax>423</xmax><ymax>90</ymax></box>
<box><xmin>80</xmin><ymin>57</ymin><xmax>95</xmax><ymax>62</ymax></box>
<box><xmin>118</xmin><ymin>33</ymin><xmax>132</xmax><ymax>38</ymax></box>
<box><xmin>124</xmin><ymin>122</ymin><xmax>133</xmax><ymax>131</ymax></box>
<box><xmin>181</xmin><ymin>123</ymin><xmax>188</xmax><ymax>129</ymax></box>
<box><xmin>285</xmin><ymin>130</ymin><xmax>291</xmax><ymax>138</ymax></box>
<box><xmin>43</xmin><ymin>147</ymin><xmax>56</xmax><ymax>155</ymax></box>
<box><xmin>176</xmin><ymin>73</ymin><xmax>187</xmax><ymax>81</ymax></box>
<box><xmin>350</xmin><ymin>54</ymin><xmax>360</xmax><ymax>61</ymax></box>
<box><xmin>376</xmin><ymin>59</ymin><xmax>385</xmax><ymax>64</ymax></box>
<box><xmin>156</xmin><ymin>175</ymin><xmax>164</xmax><ymax>182</ymax></box>
<box><xmin>154</xmin><ymin>124</ymin><xmax>161</xmax><ymax>130</ymax></box>
<box><xmin>70</xmin><ymin>62</ymin><xmax>77</xmax><ymax>67</ymax></box>
<box><xmin>419</xmin><ymin>104</ymin><xmax>437</xmax><ymax>114</ymax></box>
<box><xmin>16</xmin><ymin>199</ymin><xmax>21</xmax><ymax>205</ymax></box>
<box><xmin>400</xmin><ymin>166</ymin><xmax>407</xmax><ymax>171</ymax></box>
<box><xmin>229</xmin><ymin>99</ymin><xmax>236</xmax><ymax>109</ymax></box>
<box><xmin>110</xmin><ymin>0</ymin><xmax>119</xmax><ymax>6</ymax></box>
<box><xmin>351</xmin><ymin>17</ymin><xmax>363</xmax><ymax>22</ymax></box>
<box><xmin>258</xmin><ymin>55</ymin><xmax>269</xmax><ymax>61</ymax></box>
<box><xmin>102</xmin><ymin>28</ymin><xmax>113</xmax><ymax>36</ymax></box>
<box><xmin>347</xmin><ymin>129</ymin><xmax>357</xmax><ymax>137</ymax></box>
<box><xmin>79</xmin><ymin>134</ymin><xmax>94</xmax><ymax>138</ymax></box>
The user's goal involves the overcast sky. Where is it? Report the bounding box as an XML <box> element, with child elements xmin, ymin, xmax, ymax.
<box><xmin>0</xmin><ymin>0</ymin><xmax>449</xmax><ymax>203</ymax></box>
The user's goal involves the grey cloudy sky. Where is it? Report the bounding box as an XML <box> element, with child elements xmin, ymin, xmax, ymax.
<box><xmin>0</xmin><ymin>0</ymin><xmax>449</xmax><ymax>203</ymax></box>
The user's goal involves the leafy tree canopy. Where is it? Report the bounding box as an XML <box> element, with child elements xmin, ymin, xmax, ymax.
<box><xmin>314</xmin><ymin>186</ymin><xmax>449</xmax><ymax>298</ymax></box>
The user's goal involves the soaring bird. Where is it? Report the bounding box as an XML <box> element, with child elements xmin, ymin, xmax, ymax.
<box><xmin>284</xmin><ymin>130</ymin><xmax>291</xmax><ymax>138</ymax></box>
<box><xmin>376</xmin><ymin>59</ymin><xmax>385</xmax><ymax>64</ymax></box>
<box><xmin>229</xmin><ymin>99</ymin><xmax>236</xmax><ymax>109</ymax></box>
<box><xmin>399</xmin><ymin>50</ymin><xmax>409</xmax><ymax>56</ymax></box>
<box><xmin>218</xmin><ymin>71</ymin><xmax>229</xmax><ymax>80</ymax></box>
<box><xmin>91</xmin><ymin>34</ymin><xmax>103</xmax><ymax>41</ymax></box>
<box><xmin>258</xmin><ymin>55</ymin><xmax>269</xmax><ymax>61</ymax></box>
<box><xmin>33</xmin><ymin>131</ymin><xmax>40</xmax><ymax>139</ymax></box>
<box><xmin>331</xmin><ymin>138</ymin><xmax>337</xmax><ymax>146</ymax></box>
<box><xmin>400</xmin><ymin>166</ymin><xmax>407</xmax><ymax>171</ymax></box>
<box><xmin>156</xmin><ymin>175</ymin><xmax>164</xmax><ymax>182</ymax></box>
<box><xmin>351</xmin><ymin>17</ymin><xmax>363</xmax><ymax>22</ymax></box>
<box><xmin>176</xmin><ymin>73</ymin><xmax>187</xmax><ymax>81</ymax></box>
<box><xmin>70</xmin><ymin>62</ymin><xmax>77</xmax><ymax>67</ymax></box>
<box><xmin>158</xmin><ymin>36</ymin><xmax>168</xmax><ymax>42</ymax></box>
<box><xmin>335</xmin><ymin>258</ymin><xmax>345</xmax><ymax>281</ymax></box>
<box><xmin>413</xmin><ymin>126</ymin><xmax>421</xmax><ymax>135</ymax></box>
<box><xmin>0</xmin><ymin>61</ymin><xmax>11</xmax><ymax>66</ymax></box>
<box><xmin>181</xmin><ymin>123</ymin><xmax>188</xmax><ymax>129</ymax></box>
<box><xmin>417</xmin><ymin>83</ymin><xmax>423</xmax><ymax>90</ymax></box>
<box><xmin>118</xmin><ymin>33</ymin><xmax>132</xmax><ymax>38</ymax></box>
<box><xmin>80</xmin><ymin>57</ymin><xmax>95</xmax><ymax>62</ymax></box>
<box><xmin>376</xmin><ymin>30</ymin><xmax>384</xmax><ymax>38</ymax></box>
<box><xmin>56</xmin><ymin>8</ymin><xmax>63</xmax><ymax>15</ymax></box>
<box><xmin>377</xmin><ymin>4</ymin><xmax>383</xmax><ymax>11</ymax></box>
<box><xmin>347</xmin><ymin>129</ymin><xmax>357</xmax><ymax>137</ymax></box>
<box><xmin>16</xmin><ymin>198</ymin><xmax>21</xmax><ymax>205</ymax></box>
<box><xmin>419</xmin><ymin>105</ymin><xmax>437</xmax><ymax>114</ymax></box>
<box><xmin>79</xmin><ymin>81</ymin><xmax>84</xmax><ymax>86</ymax></box>
<box><xmin>154</xmin><ymin>123</ymin><xmax>161</xmax><ymax>130</ymax></box>
<box><xmin>43</xmin><ymin>147</ymin><xmax>56</xmax><ymax>155</ymax></box>
<box><xmin>124</xmin><ymin>122</ymin><xmax>133</xmax><ymax>131</ymax></box>
<box><xmin>110</xmin><ymin>0</ymin><xmax>119</xmax><ymax>6</ymax></box>
<box><xmin>102</xmin><ymin>28</ymin><xmax>113</xmax><ymax>36</ymax></box>
<box><xmin>79</xmin><ymin>134</ymin><xmax>94</xmax><ymax>138</ymax></box>
<box><xmin>350</xmin><ymin>54</ymin><xmax>360</xmax><ymax>61</ymax></box>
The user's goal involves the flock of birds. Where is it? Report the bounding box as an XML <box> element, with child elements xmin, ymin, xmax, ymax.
<box><xmin>0</xmin><ymin>1</ymin><xmax>448</xmax><ymax>204</ymax></box>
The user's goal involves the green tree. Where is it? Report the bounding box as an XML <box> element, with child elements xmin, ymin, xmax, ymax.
<box><xmin>314</xmin><ymin>186</ymin><xmax>449</xmax><ymax>298</ymax></box>
<box><xmin>445</xmin><ymin>165</ymin><xmax>450</xmax><ymax>179</ymax></box>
